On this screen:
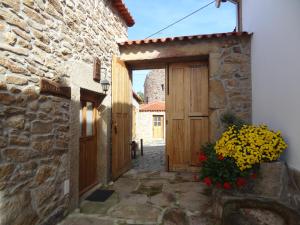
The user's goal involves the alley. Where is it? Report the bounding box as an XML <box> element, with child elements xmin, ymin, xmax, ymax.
<box><xmin>59</xmin><ymin>170</ymin><xmax>216</xmax><ymax>225</ymax></box>
<box><xmin>132</xmin><ymin>144</ymin><xmax>165</xmax><ymax>172</ymax></box>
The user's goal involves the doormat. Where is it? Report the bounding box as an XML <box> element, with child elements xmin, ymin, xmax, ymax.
<box><xmin>86</xmin><ymin>189</ymin><xmax>114</xmax><ymax>202</ymax></box>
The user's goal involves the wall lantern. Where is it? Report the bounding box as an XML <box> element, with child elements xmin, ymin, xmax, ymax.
<box><xmin>93</xmin><ymin>57</ymin><xmax>110</xmax><ymax>94</ymax></box>
<box><xmin>100</xmin><ymin>78</ymin><xmax>110</xmax><ymax>94</ymax></box>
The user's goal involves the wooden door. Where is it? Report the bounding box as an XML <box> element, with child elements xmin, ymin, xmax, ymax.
<box><xmin>153</xmin><ymin>115</ymin><xmax>164</xmax><ymax>139</ymax></box>
<box><xmin>166</xmin><ymin>62</ymin><xmax>209</xmax><ymax>171</ymax></box>
<box><xmin>79</xmin><ymin>89</ymin><xmax>99</xmax><ymax>195</ymax></box>
<box><xmin>112</xmin><ymin>56</ymin><xmax>132</xmax><ymax>180</ymax></box>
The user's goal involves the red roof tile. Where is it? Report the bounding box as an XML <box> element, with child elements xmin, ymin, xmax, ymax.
<box><xmin>140</xmin><ymin>101</ymin><xmax>165</xmax><ymax>112</ymax></box>
<box><xmin>112</xmin><ymin>0</ymin><xmax>135</xmax><ymax>27</ymax></box>
<box><xmin>119</xmin><ymin>32</ymin><xmax>251</xmax><ymax>46</ymax></box>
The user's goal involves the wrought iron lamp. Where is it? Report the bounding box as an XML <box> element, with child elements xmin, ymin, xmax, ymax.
<box><xmin>100</xmin><ymin>78</ymin><xmax>110</xmax><ymax>94</ymax></box>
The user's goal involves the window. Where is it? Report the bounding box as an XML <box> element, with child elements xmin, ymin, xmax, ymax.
<box><xmin>153</xmin><ymin>115</ymin><xmax>162</xmax><ymax>127</ymax></box>
<box><xmin>161</xmin><ymin>84</ymin><xmax>164</xmax><ymax>91</ymax></box>
<box><xmin>80</xmin><ymin>101</ymin><xmax>95</xmax><ymax>137</ymax></box>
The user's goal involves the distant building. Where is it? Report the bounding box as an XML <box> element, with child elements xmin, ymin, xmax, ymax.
<box><xmin>136</xmin><ymin>101</ymin><xmax>166</xmax><ymax>145</ymax></box>
<box><xmin>144</xmin><ymin>69</ymin><xmax>165</xmax><ymax>103</ymax></box>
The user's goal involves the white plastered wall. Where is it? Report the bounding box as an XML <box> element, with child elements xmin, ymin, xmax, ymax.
<box><xmin>242</xmin><ymin>0</ymin><xmax>300</xmax><ymax>170</ymax></box>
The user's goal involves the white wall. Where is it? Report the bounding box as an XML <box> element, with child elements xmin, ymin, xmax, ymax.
<box><xmin>242</xmin><ymin>0</ymin><xmax>300</xmax><ymax>170</ymax></box>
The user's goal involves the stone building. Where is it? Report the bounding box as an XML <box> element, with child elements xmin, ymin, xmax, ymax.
<box><xmin>136</xmin><ymin>101</ymin><xmax>166</xmax><ymax>145</ymax></box>
<box><xmin>144</xmin><ymin>69</ymin><xmax>165</xmax><ymax>103</ymax></box>
<box><xmin>0</xmin><ymin>0</ymin><xmax>133</xmax><ymax>224</ymax></box>
<box><xmin>0</xmin><ymin>0</ymin><xmax>254</xmax><ymax>223</ymax></box>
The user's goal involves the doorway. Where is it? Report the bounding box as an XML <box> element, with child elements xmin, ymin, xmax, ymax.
<box><xmin>79</xmin><ymin>89</ymin><xmax>100</xmax><ymax>195</ymax></box>
<box><xmin>153</xmin><ymin>115</ymin><xmax>164</xmax><ymax>139</ymax></box>
<box><xmin>112</xmin><ymin>57</ymin><xmax>209</xmax><ymax>176</ymax></box>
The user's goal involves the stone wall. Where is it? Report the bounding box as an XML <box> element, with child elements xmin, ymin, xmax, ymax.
<box><xmin>0</xmin><ymin>0</ymin><xmax>127</xmax><ymax>224</ymax></box>
<box><xmin>144</xmin><ymin>69</ymin><xmax>165</xmax><ymax>103</ymax></box>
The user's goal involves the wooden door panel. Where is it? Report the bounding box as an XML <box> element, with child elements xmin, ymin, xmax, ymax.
<box><xmin>167</xmin><ymin>62</ymin><xmax>209</xmax><ymax>171</ymax></box>
<box><xmin>79</xmin><ymin>90</ymin><xmax>101</xmax><ymax>195</ymax></box>
<box><xmin>112</xmin><ymin>56</ymin><xmax>132</xmax><ymax>180</ymax></box>
<box><xmin>189</xmin><ymin>66</ymin><xmax>208</xmax><ymax>116</ymax></box>
<box><xmin>170</xmin><ymin>67</ymin><xmax>185</xmax><ymax>119</ymax></box>
<box><xmin>189</xmin><ymin>117</ymin><xmax>209</xmax><ymax>166</ymax></box>
<box><xmin>170</xmin><ymin>119</ymin><xmax>186</xmax><ymax>165</ymax></box>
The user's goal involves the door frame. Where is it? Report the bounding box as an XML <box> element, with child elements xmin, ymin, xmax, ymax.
<box><xmin>125</xmin><ymin>59</ymin><xmax>209</xmax><ymax>172</ymax></box>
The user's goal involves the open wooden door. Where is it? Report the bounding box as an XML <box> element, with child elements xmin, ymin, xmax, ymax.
<box><xmin>166</xmin><ymin>62</ymin><xmax>209</xmax><ymax>171</ymax></box>
<box><xmin>112</xmin><ymin>56</ymin><xmax>132</xmax><ymax>180</ymax></box>
<box><xmin>79</xmin><ymin>89</ymin><xmax>103</xmax><ymax>195</ymax></box>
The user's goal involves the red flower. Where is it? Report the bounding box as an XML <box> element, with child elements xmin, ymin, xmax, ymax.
<box><xmin>236</xmin><ymin>177</ymin><xmax>246</xmax><ymax>187</ymax></box>
<box><xmin>193</xmin><ymin>175</ymin><xmax>200</xmax><ymax>182</ymax></box>
<box><xmin>217</xmin><ymin>155</ymin><xmax>224</xmax><ymax>160</ymax></box>
<box><xmin>198</xmin><ymin>153</ymin><xmax>207</xmax><ymax>162</ymax></box>
<box><xmin>251</xmin><ymin>173</ymin><xmax>257</xmax><ymax>179</ymax></box>
<box><xmin>216</xmin><ymin>182</ymin><xmax>222</xmax><ymax>188</ymax></box>
<box><xmin>223</xmin><ymin>182</ymin><xmax>232</xmax><ymax>190</ymax></box>
<box><xmin>203</xmin><ymin>177</ymin><xmax>212</xmax><ymax>186</ymax></box>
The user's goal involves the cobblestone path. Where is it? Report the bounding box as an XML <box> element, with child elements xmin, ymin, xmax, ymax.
<box><xmin>59</xmin><ymin>170</ymin><xmax>217</xmax><ymax>225</ymax></box>
<box><xmin>133</xmin><ymin>145</ymin><xmax>165</xmax><ymax>171</ymax></box>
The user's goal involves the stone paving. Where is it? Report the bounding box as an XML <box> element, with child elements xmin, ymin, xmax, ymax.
<box><xmin>133</xmin><ymin>145</ymin><xmax>165</xmax><ymax>172</ymax></box>
<box><xmin>59</xmin><ymin>170</ymin><xmax>217</xmax><ymax>225</ymax></box>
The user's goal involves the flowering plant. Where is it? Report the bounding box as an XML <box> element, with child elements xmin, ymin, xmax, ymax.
<box><xmin>199</xmin><ymin>143</ymin><xmax>256</xmax><ymax>189</ymax></box>
<box><xmin>198</xmin><ymin>114</ymin><xmax>288</xmax><ymax>189</ymax></box>
<box><xmin>215</xmin><ymin>124</ymin><xmax>288</xmax><ymax>171</ymax></box>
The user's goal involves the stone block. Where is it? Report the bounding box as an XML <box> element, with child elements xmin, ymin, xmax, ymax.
<box><xmin>253</xmin><ymin>162</ymin><xmax>288</xmax><ymax>199</ymax></box>
<box><xmin>31</xmin><ymin>121</ymin><xmax>53</xmax><ymax>133</ymax></box>
<box><xmin>162</xmin><ymin>208</ymin><xmax>189</xmax><ymax>225</ymax></box>
<box><xmin>49</xmin><ymin>0</ymin><xmax>63</xmax><ymax>14</ymax></box>
<box><xmin>34</xmin><ymin>165</ymin><xmax>54</xmax><ymax>185</ymax></box>
<box><xmin>0</xmin><ymin>9</ymin><xmax>29</xmax><ymax>32</ymax></box>
<box><xmin>0</xmin><ymin>163</ymin><xmax>15</xmax><ymax>181</ymax></box>
<box><xmin>0</xmin><ymin>136</ymin><xmax>8</xmax><ymax>148</ymax></box>
<box><xmin>1</xmin><ymin>0</ymin><xmax>20</xmax><ymax>12</ymax></box>
<box><xmin>35</xmin><ymin>40</ymin><xmax>52</xmax><ymax>53</ymax></box>
<box><xmin>32</xmin><ymin>30</ymin><xmax>50</xmax><ymax>45</ymax></box>
<box><xmin>2</xmin><ymin>148</ymin><xmax>31</xmax><ymax>162</ymax></box>
<box><xmin>23</xmin><ymin>6</ymin><xmax>45</xmax><ymax>24</ymax></box>
<box><xmin>0</xmin><ymin>192</ymin><xmax>38</xmax><ymax>225</ymax></box>
<box><xmin>9</xmin><ymin>135</ymin><xmax>30</xmax><ymax>146</ymax></box>
<box><xmin>3</xmin><ymin>32</ymin><xmax>17</xmax><ymax>45</ymax></box>
<box><xmin>23</xmin><ymin>86</ymin><xmax>39</xmax><ymax>101</ymax></box>
<box><xmin>31</xmin><ymin>183</ymin><xmax>55</xmax><ymax>208</ymax></box>
<box><xmin>7</xmin><ymin>115</ymin><xmax>25</xmax><ymax>129</ymax></box>
<box><xmin>4</xmin><ymin>107</ymin><xmax>26</xmax><ymax>116</ymax></box>
<box><xmin>0</xmin><ymin>57</ymin><xmax>28</xmax><ymax>74</ymax></box>
<box><xmin>6</xmin><ymin>75</ymin><xmax>28</xmax><ymax>85</ymax></box>
<box><xmin>17</xmin><ymin>39</ymin><xmax>33</xmax><ymax>50</ymax></box>
<box><xmin>12</xmin><ymin>28</ymin><xmax>32</xmax><ymax>41</ymax></box>
<box><xmin>209</xmin><ymin>80</ymin><xmax>227</xmax><ymax>109</ymax></box>
<box><xmin>0</xmin><ymin>93</ymin><xmax>16</xmax><ymax>105</ymax></box>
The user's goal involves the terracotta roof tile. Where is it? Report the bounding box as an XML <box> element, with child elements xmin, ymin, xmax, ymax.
<box><xmin>119</xmin><ymin>32</ymin><xmax>251</xmax><ymax>46</ymax></box>
<box><xmin>112</xmin><ymin>0</ymin><xmax>135</xmax><ymax>27</ymax></box>
<box><xmin>140</xmin><ymin>101</ymin><xmax>165</xmax><ymax>112</ymax></box>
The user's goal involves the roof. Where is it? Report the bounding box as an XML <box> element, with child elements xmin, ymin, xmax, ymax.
<box><xmin>119</xmin><ymin>32</ymin><xmax>251</xmax><ymax>46</ymax></box>
<box><xmin>112</xmin><ymin>0</ymin><xmax>135</xmax><ymax>27</ymax></box>
<box><xmin>132</xmin><ymin>92</ymin><xmax>143</xmax><ymax>104</ymax></box>
<box><xmin>140</xmin><ymin>101</ymin><xmax>165</xmax><ymax>112</ymax></box>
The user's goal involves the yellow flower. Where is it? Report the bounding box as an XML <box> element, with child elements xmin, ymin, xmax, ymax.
<box><xmin>215</xmin><ymin>124</ymin><xmax>287</xmax><ymax>171</ymax></box>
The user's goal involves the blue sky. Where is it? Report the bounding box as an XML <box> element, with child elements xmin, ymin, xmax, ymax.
<box><xmin>123</xmin><ymin>0</ymin><xmax>237</xmax><ymax>93</ymax></box>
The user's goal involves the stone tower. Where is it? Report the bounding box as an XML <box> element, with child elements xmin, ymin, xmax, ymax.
<box><xmin>144</xmin><ymin>69</ymin><xmax>165</xmax><ymax>103</ymax></box>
